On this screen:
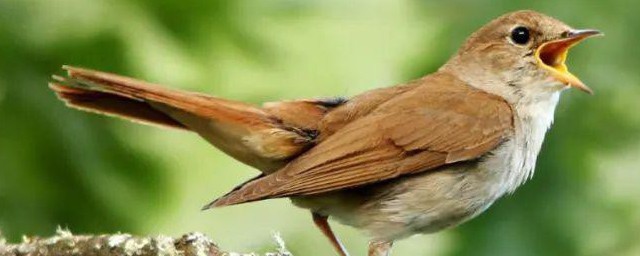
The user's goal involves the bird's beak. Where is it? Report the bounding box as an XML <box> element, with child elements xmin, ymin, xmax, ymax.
<box><xmin>535</xmin><ymin>29</ymin><xmax>602</xmax><ymax>94</ymax></box>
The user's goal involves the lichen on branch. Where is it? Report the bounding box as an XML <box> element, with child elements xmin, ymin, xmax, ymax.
<box><xmin>0</xmin><ymin>228</ymin><xmax>292</xmax><ymax>256</ymax></box>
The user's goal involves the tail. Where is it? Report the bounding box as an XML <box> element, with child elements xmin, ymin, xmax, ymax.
<box><xmin>50</xmin><ymin>66</ymin><xmax>346</xmax><ymax>173</ymax></box>
<box><xmin>50</xmin><ymin>73</ymin><xmax>187</xmax><ymax>129</ymax></box>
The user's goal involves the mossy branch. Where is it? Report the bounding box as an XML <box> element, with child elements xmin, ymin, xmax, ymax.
<box><xmin>0</xmin><ymin>228</ymin><xmax>292</xmax><ymax>256</ymax></box>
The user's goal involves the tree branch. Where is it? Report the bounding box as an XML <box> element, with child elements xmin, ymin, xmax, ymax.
<box><xmin>0</xmin><ymin>228</ymin><xmax>292</xmax><ymax>256</ymax></box>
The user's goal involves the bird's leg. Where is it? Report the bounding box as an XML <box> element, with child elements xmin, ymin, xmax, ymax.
<box><xmin>312</xmin><ymin>212</ymin><xmax>350</xmax><ymax>256</ymax></box>
<box><xmin>368</xmin><ymin>240</ymin><xmax>394</xmax><ymax>256</ymax></box>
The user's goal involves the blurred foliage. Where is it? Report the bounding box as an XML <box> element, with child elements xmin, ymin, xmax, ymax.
<box><xmin>0</xmin><ymin>0</ymin><xmax>639</xmax><ymax>255</ymax></box>
<box><xmin>0</xmin><ymin>0</ymin><xmax>170</xmax><ymax>238</ymax></box>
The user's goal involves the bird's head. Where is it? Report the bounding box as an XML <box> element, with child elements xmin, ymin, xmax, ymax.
<box><xmin>443</xmin><ymin>10</ymin><xmax>602</xmax><ymax>102</ymax></box>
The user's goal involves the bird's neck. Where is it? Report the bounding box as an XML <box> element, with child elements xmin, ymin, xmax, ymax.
<box><xmin>472</xmin><ymin>89</ymin><xmax>559</xmax><ymax>198</ymax></box>
<box><xmin>505</xmin><ymin>91</ymin><xmax>560</xmax><ymax>193</ymax></box>
<box><xmin>441</xmin><ymin>67</ymin><xmax>561</xmax><ymax>194</ymax></box>
<box><xmin>439</xmin><ymin>61</ymin><xmax>561</xmax><ymax>194</ymax></box>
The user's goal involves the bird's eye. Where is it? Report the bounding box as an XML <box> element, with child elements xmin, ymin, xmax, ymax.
<box><xmin>510</xmin><ymin>26</ymin><xmax>530</xmax><ymax>45</ymax></box>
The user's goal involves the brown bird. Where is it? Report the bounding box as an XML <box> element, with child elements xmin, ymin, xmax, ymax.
<box><xmin>49</xmin><ymin>10</ymin><xmax>600</xmax><ymax>256</ymax></box>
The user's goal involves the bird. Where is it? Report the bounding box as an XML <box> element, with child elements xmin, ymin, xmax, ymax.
<box><xmin>48</xmin><ymin>10</ymin><xmax>601</xmax><ymax>256</ymax></box>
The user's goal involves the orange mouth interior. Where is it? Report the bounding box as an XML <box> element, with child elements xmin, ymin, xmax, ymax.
<box><xmin>534</xmin><ymin>30</ymin><xmax>601</xmax><ymax>94</ymax></box>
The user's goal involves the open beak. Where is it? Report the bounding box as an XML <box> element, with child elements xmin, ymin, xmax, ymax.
<box><xmin>535</xmin><ymin>29</ymin><xmax>602</xmax><ymax>94</ymax></box>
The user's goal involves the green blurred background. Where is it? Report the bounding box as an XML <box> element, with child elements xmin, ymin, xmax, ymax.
<box><xmin>1</xmin><ymin>0</ymin><xmax>639</xmax><ymax>255</ymax></box>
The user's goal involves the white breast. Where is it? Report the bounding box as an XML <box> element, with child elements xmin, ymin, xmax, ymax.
<box><xmin>481</xmin><ymin>91</ymin><xmax>560</xmax><ymax>196</ymax></box>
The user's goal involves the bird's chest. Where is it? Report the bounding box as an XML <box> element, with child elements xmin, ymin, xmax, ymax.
<box><xmin>495</xmin><ymin>95</ymin><xmax>561</xmax><ymax>195</ymax></box>
<box><xmin>378</xmin><ymin>122</ymin><xmax>551</xmax><ymax>239</ymax></box>
<box><xmin>364</xmin><ymin>95</ymin><xmax>558</xmax><ymax>239</ymax></box>
<box><xmin>482</xmin><ymin>94</ymin><xmax>559</xmax><ymax>195</ymax></box>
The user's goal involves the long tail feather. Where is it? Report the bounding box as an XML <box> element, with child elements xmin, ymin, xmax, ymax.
<box><xmin>49</xmin><ymin>66</ymin><xmax>346</xmax><ymax>173</ymax></box>
<box><xmin>50</xmin><ymin>75</ymin><xmax>187</xmax><ymax>129</ymax></box>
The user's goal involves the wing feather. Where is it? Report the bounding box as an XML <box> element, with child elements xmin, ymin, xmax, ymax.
<box><xmin>208</xmin><ymin>73</ymin><xmax>514</xmax><ymax>207</ymax></box>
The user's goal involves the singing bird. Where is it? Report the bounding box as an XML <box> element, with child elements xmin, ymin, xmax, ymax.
<box><xmin>49</xmin><ymin>10</ymin><xmax>600</xmax><ymax>256</ymax></box>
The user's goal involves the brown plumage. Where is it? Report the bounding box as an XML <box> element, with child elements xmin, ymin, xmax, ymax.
<box><xmin>208</xmin><ymin>72</ymin><xmax>514</xmax><ymax>207</ymax></box>
<box><xmin>51</xmin><ymin>66</ymin><xmax>344</xmax><ymax>173</ymax></box>
<box><xmin>49</xmin><ymin>10</ymin><xmax>601</xmax><ymax>256</ymax></box>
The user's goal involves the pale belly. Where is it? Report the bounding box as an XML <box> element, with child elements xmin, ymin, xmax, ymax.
<box><xmin>291</xmin><ymin>142</ymin><xmax>519</xmax><ymax>241</ymax></box>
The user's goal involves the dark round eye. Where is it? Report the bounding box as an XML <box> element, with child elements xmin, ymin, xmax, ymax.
<box><xmin>510</xmin><ymin>26</ymin><xmax>530</xmax><ymax>45</ymax></box>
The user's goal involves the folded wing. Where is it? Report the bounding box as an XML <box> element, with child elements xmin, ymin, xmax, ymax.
<box><xmin>207</xmin><ymin>73</ymin><xmax>514</xmax><ymax>207</ymax></box>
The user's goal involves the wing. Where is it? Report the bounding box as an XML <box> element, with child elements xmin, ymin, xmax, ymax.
<box><xmin>207</xmin><ymin>74</ymin><xmax>514</xmax><ymax>208</ymax></box>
